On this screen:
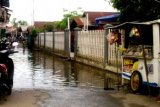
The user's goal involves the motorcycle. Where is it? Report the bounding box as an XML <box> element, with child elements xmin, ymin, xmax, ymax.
<box><xmin>0</xmin><ymin>37</ymin><xmax>18</xmax><ymax>96</ymax></box>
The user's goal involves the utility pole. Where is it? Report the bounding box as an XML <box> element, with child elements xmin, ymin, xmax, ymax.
<box><xmin>32</xmin><ymin>0</ymin><xmax>35</xmax><ymax>26</ymax></box>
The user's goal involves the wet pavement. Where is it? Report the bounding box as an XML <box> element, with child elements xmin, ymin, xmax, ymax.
<box><xmin>0</xmin><ymin>46</ymin><xmax>160</xmax><ymax>107</ymax></box>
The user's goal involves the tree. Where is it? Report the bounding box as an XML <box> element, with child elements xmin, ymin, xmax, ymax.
<box><xmin>11</xmin><ymin>18</ymin><xmax>18</xmax><ymax>27</ymax></box>
<box><xmin>11</xmin><ymin>18</ymin><xmax>28</xmax><ymax>27</ymax></box>
<box><xmin>43</xmin><ymin>23</ymin><xmax>54</xmax><ymax>32</ymax></box>
<box><xmin>109</xmin><ymin>0</ymin><xmax>160</xmax><ymax>22</ymax></box>
<box><xmin>55</xmin><ymin>9</ymin><xmax>83</xmax><ymax>30</ymax></box>
<box><xmin>18</xmin><ymin>20</ymin><xmax>28</xmax><ymax>26</ymax></box>
<box><xmin>27</xmin><ymin>27</ymin><xmax>37</xmax><ymax>50</ymax></box>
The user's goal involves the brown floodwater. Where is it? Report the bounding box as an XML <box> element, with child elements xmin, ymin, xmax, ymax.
<box><xmin>10</xmin><ymin>47</ymin><xmax>119</xmax><ymax>90</ymax></box>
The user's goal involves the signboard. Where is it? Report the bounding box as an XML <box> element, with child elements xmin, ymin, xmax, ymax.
<box><xmin>123</xmin><ymin>58</ymin><xmax>138</xmax><ymax>73</ymax></box>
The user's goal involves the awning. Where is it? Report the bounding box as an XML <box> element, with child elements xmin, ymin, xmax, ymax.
<box><xmin>107</xmin><ymin>19</ymin><xmax>160</xmax><ymax>29</ymax></box>
<box><xmin>95</xmin><ymin>14</ymin><xmax>120</xmax><ymax>25</ymax></box>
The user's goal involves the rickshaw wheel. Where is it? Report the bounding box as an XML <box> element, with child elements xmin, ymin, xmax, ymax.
<box><xmin>130</xmin><ymin>71</ymin><xmax>142</xmax><ymax>93</ymax></box>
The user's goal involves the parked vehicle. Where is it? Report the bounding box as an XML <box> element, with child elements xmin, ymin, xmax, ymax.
<box><xmin>107</xmin><ymin>19</ymin><xmax>160</xmax><ymax>94</ymax></box>
<box><xmin>0</xmin><ymin>37</ymin><xmax>18</xmax><ymax>95</ymax></box>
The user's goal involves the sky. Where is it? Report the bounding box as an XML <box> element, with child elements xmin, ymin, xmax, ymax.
<box><xmin>9</xmin><ymin>0</ymin><xmax>117</xmax><ymax>25</ymax></box>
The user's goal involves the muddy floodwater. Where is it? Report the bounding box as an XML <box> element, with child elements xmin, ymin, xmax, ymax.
<box><xmin>1</xmin><ymin>47</ymin><xmax>160</xmax><ymax>107</ymax></box>
<box><xmin>10</xmin><ymin>47</ymin><xmax>118</xmax><ymax>90</ymax></box>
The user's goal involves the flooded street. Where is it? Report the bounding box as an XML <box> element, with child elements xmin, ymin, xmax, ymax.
<box><xmin>12</xmin><ymin>47</ymin><xmax>118</xmax><ymax>90</ymax></box>
<box><xmin>0</xmin><ymin>46</ymin><xmax>159</xmax><ymax>107</ymax></box>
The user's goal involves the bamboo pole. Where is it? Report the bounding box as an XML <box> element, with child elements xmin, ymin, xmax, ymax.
<box><xmin>139</xmin><ymin>26</ymin><xmax>151</xmax><ymax>96</ymax></box>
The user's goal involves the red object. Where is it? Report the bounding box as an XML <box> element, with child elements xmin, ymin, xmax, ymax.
<box><xmin>107</xmin><ymin>32</ymin><xmax>117</xmax><ymax>45</ymax></box>
<box><xmin>0</xmin><ymin>64</ymin><xmax>8</xmax><ymax>76</ymax></box>
<box><xmin>107</xmin><ymin>31</ymin><xmax>121</xmax><ymax>45</ymax></box>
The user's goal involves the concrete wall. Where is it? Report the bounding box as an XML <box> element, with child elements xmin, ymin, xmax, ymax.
<box><xmin>35</xmin><ymin>29</ymin><xmax>122</xmax><ymax>73</ymax></box>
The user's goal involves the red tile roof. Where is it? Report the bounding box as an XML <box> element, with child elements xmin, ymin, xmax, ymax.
<box><xmin>34</xmin><ymin>21</ymin><xmax>54</xmax><ymax>28</ymax></box>
<box><xmin>73</xmin><ymin>16</ymin><xmax>84</xmax><ymax>27</ymax></box>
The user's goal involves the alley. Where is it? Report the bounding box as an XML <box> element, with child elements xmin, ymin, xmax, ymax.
<box><xmin>0</xmin><ymin>46</ymin><xmax>159</xmax><ymax>107</ymax></box>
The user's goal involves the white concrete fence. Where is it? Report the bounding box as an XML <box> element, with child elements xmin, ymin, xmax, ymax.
<box><xmin>35</xmin><ymin>29</ymin><xmax>122</xmax><ymax>73</ymax></box>
<box><xmin>77</xmin><ymin>30</ymin><xmax>104</xmax><ymax>63</ymax></box>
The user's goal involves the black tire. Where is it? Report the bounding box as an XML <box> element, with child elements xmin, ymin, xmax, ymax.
<box><xmin>6</xmin><ymin>58</ymin><xmax>14</xmax><ymax>80</ymax></box>
<box><xmin>7</xmin><ymin>85</ymin><xmax>12</xmax><ymax>95</ymax></box>
<box><xmin>6</xmin><ymin>58</ymin><xmax>14</xmax><ymax>95</ymax></box>
<box><xmin>130</xmin><ymin>71</ymin><xmax>142</xmax><ymax>93</ymax></box>
<box><xmin>6</xmin><ymin>79</ymin><xmax>13</xmax><ymax>95</ymax></box>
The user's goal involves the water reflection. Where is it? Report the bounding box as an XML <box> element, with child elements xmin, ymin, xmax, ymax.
<box><xmin>10</xmin><ymin>47</ymin><xmax>118</xmax><ymax>90</ymax></box>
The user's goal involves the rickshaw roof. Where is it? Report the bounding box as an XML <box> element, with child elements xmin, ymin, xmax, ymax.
<box><xmin>107</xmin><ymin>19</ymin><xmax>160</xmax><ymax>29</ymax></box>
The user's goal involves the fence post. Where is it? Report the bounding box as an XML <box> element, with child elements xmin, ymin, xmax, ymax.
<box><xmin>104</xmin><ymin>28</ymin><xmax>109</xmax><ymax>67</ymax></box>
<box><xmin>64</xmin><ymin>28</ymin><xmax>70</xmax><ymax>58</ymax></box>
<box><xmin>37</xmin><ymin>33</ymin><xmax>39</xmax><ymax>48</ymax></box>
<box><xmin>74</xmin><ymin>27</ymin><xmax>81</xmax><ymax>58</ymax></box>
<box><xmin>52</xmin><ymin>30</ymin><xmax>55</xmax><ymax>52</ymax></box>
<box><xmin>39</xmin><ymin>33</ymin><xmax>41</xmax><ymax>48</ymax></box>
<box><xmin>44</xmin><ymin>31</ymin><xmax>46</xmax><ymax>50</ymax></box>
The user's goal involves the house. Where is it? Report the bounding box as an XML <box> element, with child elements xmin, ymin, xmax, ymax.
<box><xmin>34</xmin><ymin>21</ymin><xmax>54</xmax><ymax>31</ymax></box>
<box><xmin>95</xmin><ymin>13</ymin><xmax>120</xmax><ymax>25</ymax></box>
<box><xmin>70</xmin><ymin>16</ymin><xmax>84</xmax><ymax>31</ymax></box>
<box><xmin>0</xmin><ymin>5</ymin><xmax>11</xmax><ymax>23</ymax></box>
<box><xmin>0</xmin><ymin>0</ymin><xmax>11</xmax><ymax>37</ymax></box>
<box><xmin>70</xmin><ymin>11</ymin><xmax>119</xmax><ymax>30</ymax></box>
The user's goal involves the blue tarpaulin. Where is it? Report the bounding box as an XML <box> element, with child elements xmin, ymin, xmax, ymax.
<box><xmin>95</xmin><ymin>14</ymin><xmax>120</xmax><ymax>25</ymax></box>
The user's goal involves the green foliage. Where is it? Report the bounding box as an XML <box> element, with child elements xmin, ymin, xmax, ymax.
<box><xmin>27</xmin><ymin>27</ymin><xmax>38</xmax><ymax>49</ymax></box>
<box><xmin>43</xmin><ymin>23</ymin><xmax>54</xmax><ymax>32</ymax></box>
<box><xmin>18</xmin><ymin>20</ymin><xmax>28</xmax><ymax>26</ymax></box>
<box><xmin>33</xmin><ymin>27</ymin><xmax>43</xmax><ymax>33</ymax></box>
<box><xmin>30</xmin><ymin>28</ymin><xmax>37</xmax><ymax>37</ymax></box>
<box><xmin>55</xmin><ymin>20</ymin><xmax>67</xmax><ymax>30</ymax></box>
<box><xmin>0</xmin><ymin>29</ymin><xmax>6</xmax><ymax>37</ymax></box>
<box><xmin>55</xmin><ymin>10</ymin><xmax>83</xmax><ymax>30</ymax></box>
<box><xmin>11</xmin><ymin>18</ymin><xmax>28</xmax><ymax>27</ymax></box>
<box><xmin>11</xmin><ymin>18</ymin><xmax>18</xmax><ymax>27</ymax></box>
<box><xmin>110</xmin><ymin>0</ymin><xmax>160</xmax><ymax>22</ymax></box>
